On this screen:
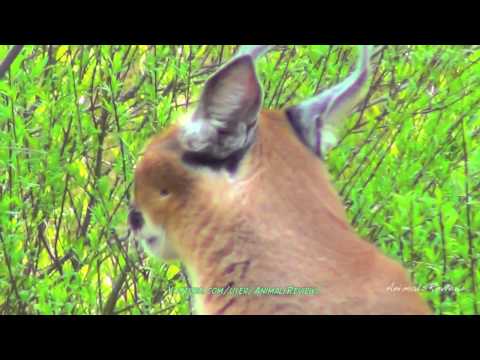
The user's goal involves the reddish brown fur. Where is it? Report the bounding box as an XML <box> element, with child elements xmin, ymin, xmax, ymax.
<box><xmin>134</xmin><ymin>110</ymin><xmax>432</xmax><ymax>315</ymax></box>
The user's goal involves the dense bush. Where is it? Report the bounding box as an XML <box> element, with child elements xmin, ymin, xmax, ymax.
<box><xmin>0</xmin><ymin>45</ymin><xmax>478</xmax><ymax>314</ymax></box>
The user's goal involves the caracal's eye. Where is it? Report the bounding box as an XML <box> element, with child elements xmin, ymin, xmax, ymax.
<box><xmin>128</xmin><ymin>209</ymin><xmax>144</xmax><ymax>231</ymax></box>
<box><xmin>160</xmin><ymin>189</ymin><xmax>170</xmax><ymax>197</ymax></box>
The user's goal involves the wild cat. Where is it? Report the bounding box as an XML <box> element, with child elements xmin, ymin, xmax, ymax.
<box><xmin>129</xmin><ymin>45</ymin><xmax>431</xmax><ymax>315</ymax></box>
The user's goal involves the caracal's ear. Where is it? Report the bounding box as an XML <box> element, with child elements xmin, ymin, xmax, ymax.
<box><xmin>179</xmin><ymin>45</ymin><xmax>274</xmax><ymax>160</ymax></box>
<box><xmin>287</xmin><ymin>45</ymin><xmax>373</xmax><ymax>158</ymax></box>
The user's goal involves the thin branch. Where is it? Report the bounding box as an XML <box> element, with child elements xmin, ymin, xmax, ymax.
<box><xmin>0</xmin><ymin>45</ymin><xmax>24</xmax><ymax>79</ymax></box>
<box><xmin>461</xmin><ymin>116</ymin><xmax>478</xmax><ymax>314</ymax></box>
<box><xmin>102</xmin><ymin>265</ymin><xmax>129</xmax><ymax>315</ymax></box>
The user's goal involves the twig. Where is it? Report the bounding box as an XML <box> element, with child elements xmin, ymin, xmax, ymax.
<box><xmin>102</xmin><ymin>265</ymin><xmax>129</xmax><ymax>315</ymax></box>
<box><xmin>460</xmin><ymin>116</ymin><xmax>478</xmax><ymax>314</ymax></box>
<box><xmin>0</xmin><ymin>45</ymin><xmax>24</xmax><ymax>79</ymax></box>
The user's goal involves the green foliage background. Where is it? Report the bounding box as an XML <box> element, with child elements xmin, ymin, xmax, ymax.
<box><xmin>0</xmin><ymin>45</ymin><xmax>479</xmax><ymax>315</ymax></box>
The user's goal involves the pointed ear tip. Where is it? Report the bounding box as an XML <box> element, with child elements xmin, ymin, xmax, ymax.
<box><xmin>210</xmin><ymin>55</ymin><xmax>256</xmax><ymax>80</ymax></box>
<box><xmin>205</xmin><ymin>55</ymin><xmax>256</xmax><ymax>88</ymax></box>
<box><xmin>222</xmin><ymin>55</ymin><xmax>259</xmax><ymax>84</ymax></box>
<box><xmin>231</xmin><ymin>54</ymin><xmax>256</xmax><ymax>69</ymax></box>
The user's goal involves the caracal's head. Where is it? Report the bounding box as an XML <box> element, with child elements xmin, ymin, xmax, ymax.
<box><xmin>129</xmin><ymin>45</ymin><xmax>372</xmax><ymax>262</ymax></box>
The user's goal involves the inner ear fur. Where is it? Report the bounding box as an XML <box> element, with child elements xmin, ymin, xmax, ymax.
<box><xmin>179</xmin><ymin>55</ymin><xmax>262</xmax><ymax>160</ymax></box>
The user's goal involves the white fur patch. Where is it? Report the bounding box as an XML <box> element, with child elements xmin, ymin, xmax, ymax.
<box><xmin>179</xmin><ymin>116</ymin><xmax>217</xmax><ymax>153</ymax></box>
<box><xmin>136</xmin><ymin>214</ymin><xmax>177</xmax><ymax>260</ymax></box>
<box><xmin>321</xmin><ymin>126</ymin><xmax>338</xmax><ymax>155</ymax></box>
